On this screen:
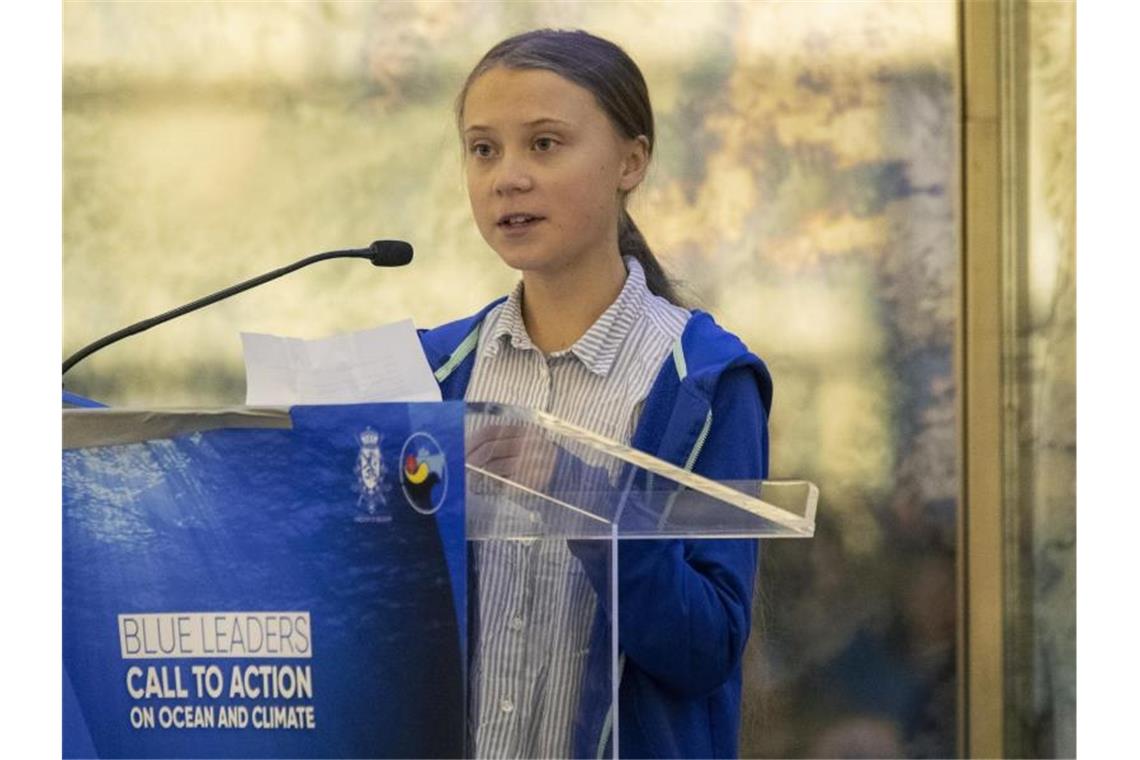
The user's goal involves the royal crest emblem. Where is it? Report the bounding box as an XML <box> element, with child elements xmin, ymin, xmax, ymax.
<box><xmin>354</xmin><ymin>427</ymin><xmax>390</xmax><ymax>520</ymax></box>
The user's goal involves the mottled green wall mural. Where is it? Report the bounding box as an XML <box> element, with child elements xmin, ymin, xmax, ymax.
<box><xmin>1006</xmin><ymin>2</ymin><xmax>1076</xmax><ymax>755</ymax></box>
<box><xmin>64</xmin><ymin>1</ymin><xmax>959</xmax><ymax>756</ymax></box>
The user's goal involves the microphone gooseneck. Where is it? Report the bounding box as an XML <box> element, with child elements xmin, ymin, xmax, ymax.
<box><xmin>62</xmin><ymin>241</ymin><xmax>414</xmax><ymax>377</ymax></box>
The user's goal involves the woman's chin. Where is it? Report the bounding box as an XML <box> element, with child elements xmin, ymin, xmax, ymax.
<box><xmin>491</xmin><ymin>247</ymin><xmax>563</xmax><ymax>275</ymax></box>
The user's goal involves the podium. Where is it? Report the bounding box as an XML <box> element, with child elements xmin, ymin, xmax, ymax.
<box><xmin>63</xmin><ymin>402</ymin><xmax>816</xmax><ymax>758</ymax></box>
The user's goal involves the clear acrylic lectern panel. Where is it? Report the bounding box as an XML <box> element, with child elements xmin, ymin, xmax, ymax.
<box><xmin>461</xmin><ymin>403</ymin><xmax>817</xmax><ymax>759</ymax></box>
<box><xmin>463</xmin><ymin>402</ymin><xmax>817</xmax><ymax>541</ymax></box>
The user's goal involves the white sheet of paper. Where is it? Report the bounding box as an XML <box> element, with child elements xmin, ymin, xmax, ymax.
<box><xmin>241</xmin><ymin>318</ymin><xmax>442</xmax><ymax>405</ymax></box>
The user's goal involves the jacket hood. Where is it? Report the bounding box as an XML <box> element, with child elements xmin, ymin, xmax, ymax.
<box><xmin>674</xmin><ymin>310</ymin><xmax>773</xmax><ymax>415</ymax></box>
<box><xmin>418</xmin><ymin>302</ymin><xmax>772</xmax><ymax>420</ymax></box>
<box><xmin>418</xmin><ymin>296</ymin><xmax>506</xmax><ymax>371</ymax></box>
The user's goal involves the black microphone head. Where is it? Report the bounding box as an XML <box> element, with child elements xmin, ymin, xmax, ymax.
<box><xmin>368</xmin><ymin>240</ymin><xmax>413</xmax><ymax>267</ymax></box>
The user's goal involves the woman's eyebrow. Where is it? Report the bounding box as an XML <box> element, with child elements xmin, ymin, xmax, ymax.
<box><xmin>463</xmin><ymin>117</ymin><xmax>572</xmax><ymax>134</ymax></box>
<box><xmin>523</xmin><ymin>117</ymin><xmax>572</xmax><ymax>128</ymax></box>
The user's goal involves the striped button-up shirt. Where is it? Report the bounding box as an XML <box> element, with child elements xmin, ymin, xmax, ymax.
<box><xmin>466</xmin><ymin>257</ymin><xmax>690</xmax><ymax>758</ymax></box>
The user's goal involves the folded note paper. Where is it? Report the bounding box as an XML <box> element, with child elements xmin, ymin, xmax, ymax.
<box><xmin>242</xmin><ymin>319</ymin><xmax>441</xmax><ymax>405</ymax></box>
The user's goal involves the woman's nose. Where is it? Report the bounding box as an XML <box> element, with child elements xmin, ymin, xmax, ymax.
<box><xmin>492</xmin><ymin>153</ymin><xmax>533</xmax><ymax>195</ymax></box>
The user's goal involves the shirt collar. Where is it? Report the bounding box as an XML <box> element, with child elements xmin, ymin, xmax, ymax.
<box><xmin>483</xmin><ymin>256</ymin><xmax>650</xmax><ymax>378</ymax></box>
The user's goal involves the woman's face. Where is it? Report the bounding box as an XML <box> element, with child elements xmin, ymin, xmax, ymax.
<box><xmin>461</xmin><ymin>67</ymin><xmax>647</xmax><ymax>277</ymax></box>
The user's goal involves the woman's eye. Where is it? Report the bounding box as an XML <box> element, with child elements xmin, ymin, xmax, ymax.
<box><xmin>469</xmin><ymin>143</ymin><xmax>493</xmax><ymax>158</ymax></box>
<box><xmin>533</xmin><ymin>137</ymin><xmax>557</xmax><ymax>152</ymax></box>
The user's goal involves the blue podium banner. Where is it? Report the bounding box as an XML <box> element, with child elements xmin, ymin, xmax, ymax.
<box><xmin>63</xmin><ymin>403</ymin><xmax>467</xmax><ymax>758</ymax></box>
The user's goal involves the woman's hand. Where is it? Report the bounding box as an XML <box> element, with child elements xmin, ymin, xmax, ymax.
<box><xmin>466</xmin><ymin>423</ymin><xmax>559</xmax><ymax>493</ymax></box>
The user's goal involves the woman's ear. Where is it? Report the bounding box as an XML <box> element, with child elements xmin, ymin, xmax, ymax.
<box><xmin>618</xmin><ymin>135</ymin><xmax>651</xmax><ymax>192</ymax></box>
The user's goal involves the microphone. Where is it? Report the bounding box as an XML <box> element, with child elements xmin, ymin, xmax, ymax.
<box><xmin>62</xmin><ymin>240</ymin><xmax>414</xmax><ymax>377</ymax></box>
<box><xmin>364</xmin><ymin>239</ymin><xmax>413</xmax><ymax>267</ymax></box>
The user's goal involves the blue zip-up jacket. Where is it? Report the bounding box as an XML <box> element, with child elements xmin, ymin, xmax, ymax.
<box><xmin>420</xmin><ymin>300</ymin><xmax>771</xmax><ymax>759</ymax></box>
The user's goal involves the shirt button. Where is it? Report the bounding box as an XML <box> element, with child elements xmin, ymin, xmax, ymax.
<box><xmin>499</xmin><ymin>697</ymin><xmax>515</xmax><ymax>714</ymax></box>
<box><xmin>509</xmin><ymin>615</ymin><xmax>524</xmax><ymax>631</ymax></box>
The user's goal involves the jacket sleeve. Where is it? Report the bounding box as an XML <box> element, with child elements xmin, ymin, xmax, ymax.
<box><xmin>570</xmin><ymin>366</ymin><xmax>767</xmax><ymax>697</ymax></box>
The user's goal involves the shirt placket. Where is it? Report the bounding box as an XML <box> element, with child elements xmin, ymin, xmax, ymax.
<box><xmin>474</xmin><ymin>347</ymin><xmax>555</xmax><ymax>758</ymax></box>
<box><xmin>473</xmin><ymin>541</ymin><xmax>524</xmax><ymax>755</ymax></box>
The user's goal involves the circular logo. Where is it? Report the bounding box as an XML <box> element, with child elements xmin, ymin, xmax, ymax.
<box><xmin>399</xmin><ymin>432</ymin><xmax>448</xmax><ymax>515</ymax></box>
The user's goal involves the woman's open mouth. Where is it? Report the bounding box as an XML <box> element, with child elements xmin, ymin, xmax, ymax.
<box><xmin>497</xmin><ymin>213</ymin><xmax>546</xmax><ymax>231</ymax></box>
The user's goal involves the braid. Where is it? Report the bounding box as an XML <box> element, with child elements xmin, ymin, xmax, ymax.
<box><xmin>619</xmin><ymin>210</ymin><xmax>685</xmax><ymax>307</ymax></box>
